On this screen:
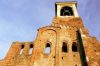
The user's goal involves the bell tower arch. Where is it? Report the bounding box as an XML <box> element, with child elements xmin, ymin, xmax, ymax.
<box><xmin>60</xmin><ymin>6</ymin><xmax>74</xmax><ymax>16</ymax></box>
<box><xmin>55</xmin><ymin>2</ymin><xmax>79</xmax><ymax>17</ymax></box>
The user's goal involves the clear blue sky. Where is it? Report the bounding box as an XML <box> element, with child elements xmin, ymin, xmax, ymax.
<box><xmin>0</xmin><ymin>0</ymin><xmax>100</xmax><ymax>59</ymax></box>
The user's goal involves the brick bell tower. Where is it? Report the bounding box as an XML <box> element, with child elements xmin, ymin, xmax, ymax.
<box><xmin>0</xmin><ymin>1</ymin><xmax>100</xmax><ymax>66</ymax></box>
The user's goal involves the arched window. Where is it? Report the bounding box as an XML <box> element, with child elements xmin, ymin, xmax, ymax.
<box><xmin>45</xmin><ymin>43</ymin><xmax>51</xmax><ymax>54</ymax></box>
<box><xmin>60</xmin><ymin>6</ymin><xmax>74</xmax><ymax>16</ymax></box>
<box><xmin>62</xmin><ymin>42</ymin><xmax>68</xmax><ymax>52</ymax></box>
<box><xmin>72</xmin><ymin>42</ymin><xmax>78</xmax><ymax>52</ymax></box>
<box><xmin>20</xmin><ymin>44</ymin><xmax>24</xmax><ymax>54</ymax></box>
<box><xmin>29</xmin><ymin>44</ymin><xmax>33</xmax><ymax>54</ymax></box>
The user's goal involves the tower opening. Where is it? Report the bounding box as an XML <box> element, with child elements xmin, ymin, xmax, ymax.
<box><xmin>62</xmin><ymin>42</ymin><xmax>68</xmax><ymax>52</ymax></box>
<box><xmin>60</xmin><ymin>6</ymin><xmax>74</xmax><ymax>16</ymax></box>
<box><xmin>20</xmin><ymin>44</ymin><xmax>24</xmax><ymax>54</ymax></box>
<box><xmin>29</xmin><ymin>44</ymin><xmax>33</xmax><ymax>54</ymax></box>
<box><xmin>45</xmin><ymin>43</ymin><xmax>51</xmax><ymax>54</ymax></box>
<box><xmin>72</xmin><ymin>42</ymin><xmax>78</xmax><ymax>52</ymax></box>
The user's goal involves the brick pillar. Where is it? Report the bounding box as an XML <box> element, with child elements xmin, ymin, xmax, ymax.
<box><xmin>55</xmin><ymin>29</ymin><xmax>59</xmax><ymax>66</ymax></box>
<box><xmin>30</xmin><ymin>42</ymin><xmax>41</xmax><ymax>66</ymax></box>
<box><xmin>23</xmin><ymin>42</ymin><xmax>30</xmax><ymax>55</ymax></box>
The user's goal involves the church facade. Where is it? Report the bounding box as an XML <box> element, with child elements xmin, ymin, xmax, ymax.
<box><xmin>0</xmin><ymin>1</ymin><xmax>100</xmax><ymax>66</ymax></box>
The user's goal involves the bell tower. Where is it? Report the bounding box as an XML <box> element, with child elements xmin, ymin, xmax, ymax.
<box><xmin>1</xmin><ymin>1</ymin><xmax>100</xmax><ymax>66</ymax></box>
<box><xmin>55</xmin><ymin>2</ymin><xmax>78</xmax><ymax>17</ymax></box>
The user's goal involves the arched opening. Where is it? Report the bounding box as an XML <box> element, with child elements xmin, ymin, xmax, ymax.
<box><xmin>20</xmin><ymin>44</ymin><xmax>24</xmax><ymax>54</ymax></box>
<box><xmin>72</xmin><ymin>42</ymin><xmax>78</xmax><ymax>52</ymax></box>
<box><xmin>62</xmin><ymin>42</ymin><xmax>68</xmax><ymax>52</ymax></box>
<box><xmin>29</xmin><ymin>44</ymin><xmax>33</xmax><ymax>54</ymax></box>
<box><xmin>45</xmin><ymin>43</ymin><xmax>51</xmax><ymax>54</ymax></box>
<box><xmin>60</xmin><ymin>6</ymin><xmax>74</xmax><ymax>16</ymax></box>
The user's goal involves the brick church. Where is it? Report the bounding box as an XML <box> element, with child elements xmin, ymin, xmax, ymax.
<box><xmin>0</xmin><ymin>1</ymin><xmax>100</xmax><ymax>66</ymax></box>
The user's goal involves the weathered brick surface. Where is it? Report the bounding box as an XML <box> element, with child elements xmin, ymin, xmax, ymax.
<box><xmin>0</xmin><ymin>1</ymin><xmax>100</xmax><ymax>66</ymax></box>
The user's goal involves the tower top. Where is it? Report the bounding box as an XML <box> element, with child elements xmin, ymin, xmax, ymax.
<box><xmin>55</xmin><ymin>1</ymin><xmax>77</xmax><ymax>5</ymax></box>
<box><xmin>55</xmin><ymin>1</ymin><xmax>79</xmax><ymax>17</ymax></box>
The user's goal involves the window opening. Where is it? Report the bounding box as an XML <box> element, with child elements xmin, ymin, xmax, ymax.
<box><xmin>62</xmin><ymin>42</ymin><xmax>68</xmax><ymax>52</ymax></box>
<box><xmin>20</xmin><ymin>44</ymin><xmax>24</xmax><ymax>54</ymax></box>
<box><xmin>72</xmin><ymin>42</ymin><xmax>78</xmax><ymax>52</ymax></box>
<box><xmin>29</xmin><ymin>44</ymin><xmax>33</xmax><ymax>54</ymax></box>
<box><xmin>45</xmin><ymin>43</ymin><xmax>51</xmax><ymax>54</ymax></box>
